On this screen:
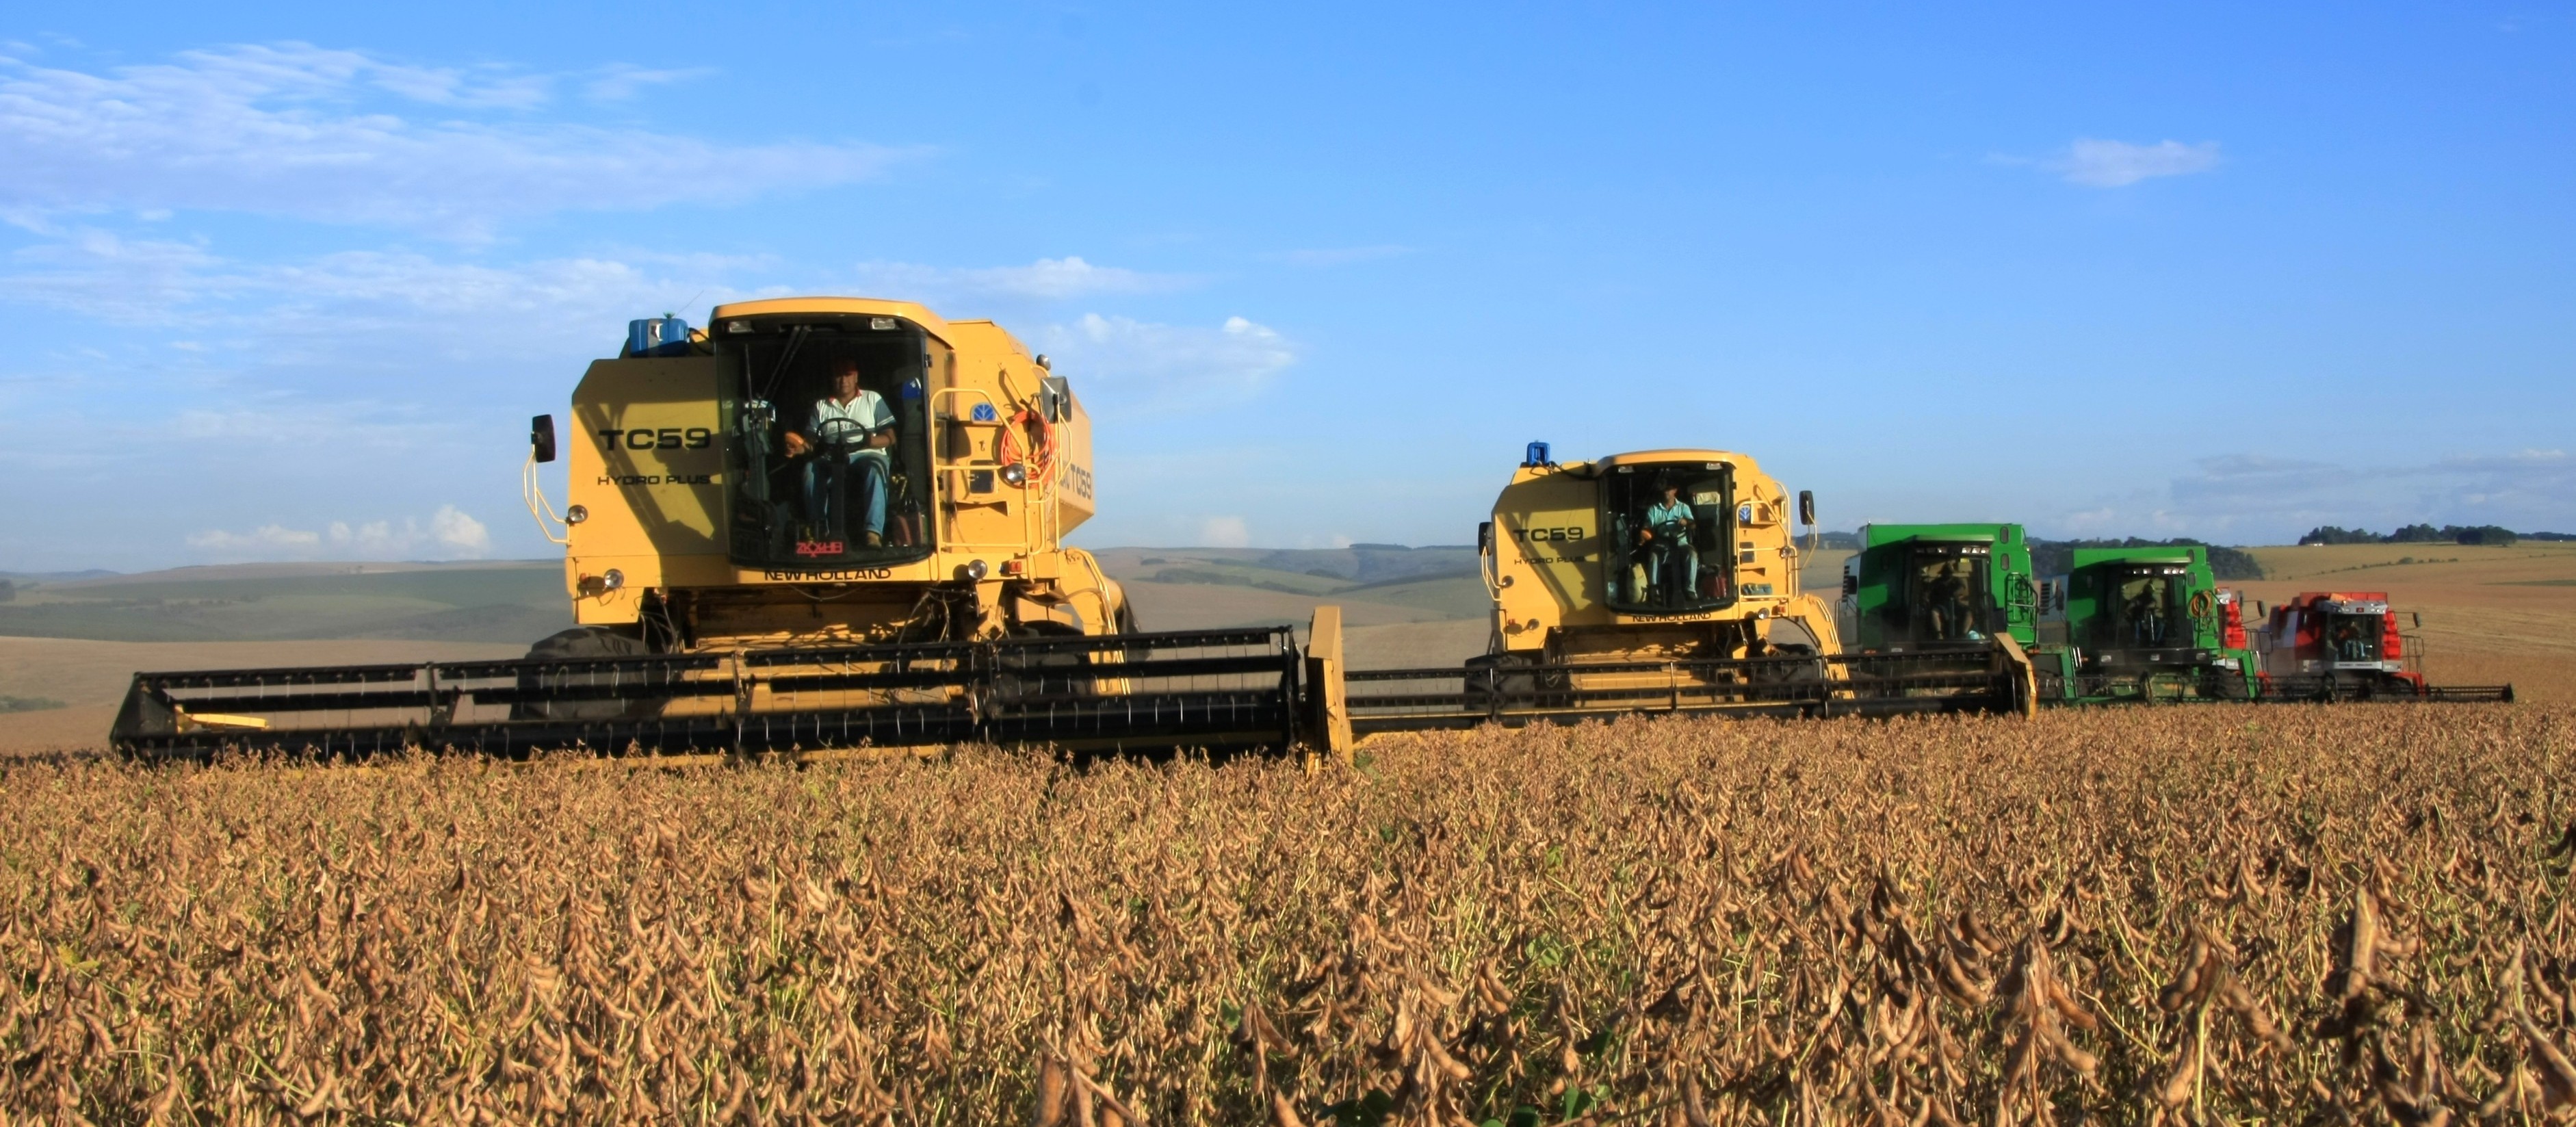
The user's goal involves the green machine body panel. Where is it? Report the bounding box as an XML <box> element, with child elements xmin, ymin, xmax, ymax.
<box><xmin>1844</xmin><ymin>523</ymin><xmax>2038</xmax><ymax>651</ymax></box>
<box><xmin>2043</xmin><ymin>544</ymin><xmax>2258</xmax><ymax>703</ymax></box>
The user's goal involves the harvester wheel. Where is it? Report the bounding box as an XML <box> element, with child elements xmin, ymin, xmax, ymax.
<box><xmin>996</xmin><ymin>627</ymin><xmax>1096</xmax><ymax>703</ymax></box>
<box><xmin>1463</xmin><ymin>653</ymin><xmax>1544</xmax><ymax>713</ymax></box>
<box><xmin>1749</xmin><ymin>645</ymin><xmax>1830</xmax><ymax>707</ymax></box>
<box><xmin>512</xmin><ymin>627</ymin><xmax>664</xmax><ymax>722</ymax></box>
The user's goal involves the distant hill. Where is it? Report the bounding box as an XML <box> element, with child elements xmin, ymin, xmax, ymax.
<box><xmin>0</xmin><ymin>561</ymin><xmax>571</xmax><ymax>645</ymax></box>
<box><xmin>1091</xmin><ymin>545</ymin><xmax>1489</xmax><ymax>632</ymax></box>
<box><xmin>0</xmin><ymin>569</ymin><xmax>118</xmax><ymax>584</ymax></box>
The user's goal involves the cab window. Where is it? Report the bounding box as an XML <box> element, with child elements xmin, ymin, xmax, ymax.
<box><xmin>2104</xmin><ymin>565</ymin><xmax>2187</xmax><ymax>649</ymax></box>
<box><xmin>1602</xmin><ymin>463</ymin><xmax>1734</xmax><ymax>612</ymax></box>
<box><xmin>1897</xmin><ymin>545</ymin><xmax>1992</xmax><ymax>645</ymax></box>
<box><xmin>2321</xmin><ymin>613</ymin><xmax>2382</xmax><ymax>662</ymax></box>
<box><xmin>715</xmin><ymin>318</ymin><xmax>939</xmax><ymax>567</ymax></box>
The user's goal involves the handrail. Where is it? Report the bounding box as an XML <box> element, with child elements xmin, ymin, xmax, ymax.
<box><xmin>930</xmin><ymin>387</ymin><xmax>1004</xmax><ymax>426</ymax></box>
<box><xmin>521</xmin><ymin>450</ymin><xmax>571</xmax><ymax>546</ymax></box>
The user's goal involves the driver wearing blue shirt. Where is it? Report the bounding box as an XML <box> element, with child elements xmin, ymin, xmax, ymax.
<box><xmin>1638</xmin><ymin>484</ymin><xmax>1697</xmax><ymax>606</ymax></box>
<box><xmin>783</xmin><ymin>359</ymin><xmax>896</xmax><ymax>547</ymax></box>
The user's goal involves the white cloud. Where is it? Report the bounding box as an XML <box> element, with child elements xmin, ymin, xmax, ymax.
<box><xmin>185</xmin><ymin>523</ymin><xmax>322</xmax><ymax>554</ymax></box>
<box><xmin>849</xmin><ymin>256</ymin><xmax>1195</xmax><ymax>302</ymax></box>
<box><xmin>2043</xmin><ymin>138</ymin><xmax>2222</xmax><ymax>188</ymax></box>
<box><xmin>1199</xmin><ymin>516</ymin><xmax>1251</xmax><ymax>548</ymax></box>
<box><xmin>0</xmin><ymin>224</ymin><xmax>229</xmax><ymax>322</ymax></box>
<box><xmin>0</xmin><ymin>43</ymin><xmax>913</xmax><ymax>235</ymax></box>
<box><xmin>0</xmin><ymin>227</ymin><xmax>755</xmax><ymax>486</ymax></box>
<box><xmin>1039</xmin><ymin>313</ymin><xmax>1294</xmax><ymax>406</ymax></box>
<box><xmin>0</xmin><ymin>223</ymin><xmax>761</xmax><ymax>345</ymax></box>
<box><xmin>1276</xmin><ymin>245</ymin><xmax>1411</xmax><ymax>268</ymax></box>
<box><xmin>429</xmin><ymin>506</ymin><xmax>492</xmax><ymax>554</ymax></box>
<box><xmin>2051</xmin><ymin>449</ymin><xmax>2576</xmax><ymax>543</ymax></box>
<box><xmin>188</xmin><ymin>505</ymin><xmax>494</xmax><ymax>562</ymax></box>
<box><xmin>582</xmin><ymin>64</ymin><xmax>714</xmax><ymax>103</ymax></box>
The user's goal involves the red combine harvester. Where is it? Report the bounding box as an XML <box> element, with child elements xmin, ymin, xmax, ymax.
<box><xmin>2253</xmin><ymin>591</ymin><xmax>2513</xmax><ymax>702</ymax></box>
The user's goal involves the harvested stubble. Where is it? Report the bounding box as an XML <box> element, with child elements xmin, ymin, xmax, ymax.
<box><xmin>4</xmin><ymin>705</ymin><xmax>2575</xmax><ymax>1124</ymax></box>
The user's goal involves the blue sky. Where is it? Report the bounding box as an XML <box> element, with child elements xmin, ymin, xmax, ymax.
<box><xmin>1</xmin><ymin>2</ymin><xmax>2569</xmax><ymax>570</ymax></box>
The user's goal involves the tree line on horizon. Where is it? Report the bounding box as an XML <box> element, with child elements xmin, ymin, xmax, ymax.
<box><xmin>2296</xmin><ymin>523</ymin><xmax>2573</xmax><ymax>547</ymax></box>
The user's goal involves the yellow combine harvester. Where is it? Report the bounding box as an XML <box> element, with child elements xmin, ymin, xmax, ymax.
<box><xmin>112</xmin><ymin>298</ymin><xmax>1307</xmax><ymax>760</ymax></box>
<box><xmin>1325</xmin><ymin>443</ymin><xmax>2035</xmax><ymax>740</ymax></box>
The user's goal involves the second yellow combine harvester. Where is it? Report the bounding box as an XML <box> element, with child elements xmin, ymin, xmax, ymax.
<box><xmin>109</xmin><ymin>301</ymin><xmax>2030</xmax><ymax>762</ymax></box>
<box><xmin>1320</xmin><ymin>443</ymin><xmax>2034</xmax><ymax>743</ymax></box>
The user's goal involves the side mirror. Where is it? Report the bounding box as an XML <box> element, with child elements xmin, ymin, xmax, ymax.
<box><xmin>1040</xmin><ymin>374</ymin><xmax>1073</xmax><ymax>423</ymax></box>
<box><xmin>1477</xmin><ymin>521</ymin><xmax>1494</xmax><ymax>555</ymax></box>
<box><xmin>530</xmin><ymin>414</ymin><xmax>558</xmax><ymax>463</ymax></box>
<box><xmin>1797</xmin><ymin>489</ymin><xmax>1815</xmax><ymax>527</ymax></box>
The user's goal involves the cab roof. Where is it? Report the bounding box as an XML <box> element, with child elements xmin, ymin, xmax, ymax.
<box><xmin>707</xmin><ymin>296</ymin><xmax>955</xmax><ymax>344</ymax></box>
<box><xmin>2071</xmin><ymin>545</ymin><xmax>2202</xmax><ymax>567</ymax></box>
<box><xmin>1593</xmin><ymin>449</ymin><xmax>1754</xmax><ymax>469</ymax></box>
<box><xmin>1862</xmin><ymin>523</ymin><xmax>2020</xmax><ymax>547</ymax></box>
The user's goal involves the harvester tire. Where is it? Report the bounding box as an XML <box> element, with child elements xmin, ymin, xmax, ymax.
<box><xmin>1463</xmin><ymin>653</ymin><xmax>1544</xmax><ymax>713</ymax></box>
<box><xmin>512</xmin><ymin>627</ymin><xmax>662</xmax><ymax>722</ymax></box>
<box><xmin>996</xmin><ymin>627</ymin><xmax>1097</xmax><ymax>703</ymax></box>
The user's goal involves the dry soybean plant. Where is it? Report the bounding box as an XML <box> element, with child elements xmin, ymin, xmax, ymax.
<box><xmin>1</xmin><ymin>704</ymin><xmax>2573</xmax><ymax>1124</ymax></box>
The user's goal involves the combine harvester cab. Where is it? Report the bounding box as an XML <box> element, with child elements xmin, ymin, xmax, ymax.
<box><xmin>2039</xmin><ymin>545</ymin><xmax>2260</xmax><ymax>703</ymax></box>
<box><xmin>112</xmin><ymin>299</ymin><xmax>1311</xmax><ymax>761</ymax></box>
<box><xmin>1335</xmin><ymin>445</ymin><xmax>2035</xmax><ymax>738</ymax></box>
<box><xmin>2252</xmin><ymin>592</ymin><xmax>2513</xmax><ymax>703</ymax></box>
<box><xmin>1841</xmin><ymin>522</ymin><xmax>2055</xmax><ymax>688</ymax></box>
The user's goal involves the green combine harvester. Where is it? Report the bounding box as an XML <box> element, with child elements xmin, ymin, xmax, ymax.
<box><xmin>2042</xmin><ymin>544</ymin><xmax>2258</xmax><ymax>702</ymax></box>
<box><xmin>1842</xmin><ymin>525</ymin><xmax>2256</xmax><ymax>705</ymax></box>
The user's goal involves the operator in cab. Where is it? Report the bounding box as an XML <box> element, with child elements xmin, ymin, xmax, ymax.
<box><xmin>1922</xmin><ymin>562</ymin><xmax>1968</xmax><ymax>640</ymax></box>
<box><xmin>783</xmin><ymin>359</ymin><xmax>897</xmax><ymax>547</ymax></box>
<box><xmin>2126</xmin><ymin>582</ymin><xmax>2167</xmax><ymax>645</ymax></box>
<box><xmin>1638</xmin><ymin>482</ymin><xmax>1697</xmax><ymax>607</ymax></box>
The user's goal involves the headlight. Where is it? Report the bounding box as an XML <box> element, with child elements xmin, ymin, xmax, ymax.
<box><xmin>1000</xmin><ymin>462</ymin><xmax>1028</xmax><ymax>487</ymax></box>
<box><xmin>963</xmin><ymin>560</ymin><xmax>989</xmax><ymax>582</ymax></box>
<box><xmin>565</xmin><ymin>504</ymin><xmax>588</xmax><ymax>525</ymax></box>
<box><xmin>601</xmin><ymin>569</ymin><xmax>625</xmax><ymax>591</ymax></box>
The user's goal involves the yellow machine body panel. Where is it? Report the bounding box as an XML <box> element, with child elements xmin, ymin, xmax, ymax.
<box><xmin>556</xmin><ymin>296</ymin><xmax>1121</xmax><ymax>647</ymax></box>
<box><xmin>1485</xmin><ymin>448</ymin><xmax>1842</xmax><ymax>668</ymax></box>
<box><xmin>564</xmin><ymin>356</ymin><xmax>733</xmax><ymax>621</ymax></box>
